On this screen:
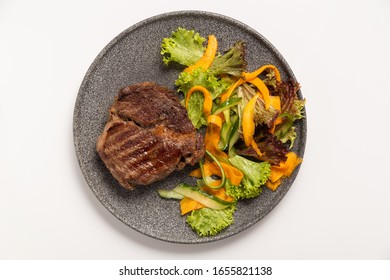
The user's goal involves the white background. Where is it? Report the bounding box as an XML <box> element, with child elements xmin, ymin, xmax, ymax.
<box><xmin>1</xmin><ymin>0</ymin><xmax>389</xmax><ymax>260</ymax></box>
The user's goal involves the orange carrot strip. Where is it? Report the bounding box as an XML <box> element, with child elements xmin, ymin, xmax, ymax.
<box><xmin>184</xmin><ymin>34</ymin><xmax>218</xmax><ymax>73</ymax></box>
<box><xmin>220</xmin><ymin>78</ymin><xmax>245</xmax><ymax>102</ymax></box>
<box><xmin>190</xmin><ymin>161</ymin><xmax>243</xmax><ymax>186</ymax></box>
<box><xmin>269</xmin><ymin>95</ymin><xmax>281</xmax><ymax>112</ymax></box>
<box><xmin>185</xmin><ymin>85</ymin><xmax>213</xmax><ymax>117</ymax></box>
<box><xmin>269</xmin><ymin>152</ymin><xmax>303</xmax><ymax>183</ymax></box>
<box><xmin>251</xmin><ymin>140</ymin><xmax>263</xmax><ymax>158</ymax></box>
<box><xmin>269</xmin><ymin>115</ymin><xmax>283</xmax><ymax>134</ymax></box>
<box><xmin>242</xmin><ymin>64</ymin><xmax>281</xmax><ymax>82</ymax></box>
<box><xmin>247</xmin><ymin>77</ymin><xmax>271</xmax><ymax>110</ymax></box>
<box><xmin>180</xmin><ymin>197</ymin><xmax>204</xmax><ymax>215</ymax></box>
<box><xmin>266</xmin><ymin>179</ymin><xmax>282</xmax><ymax>191</ymax></box>
<box><xmin>242</xmin><ymin>92</ymin><xmax>260</xmax><ymax>147</ymax></box>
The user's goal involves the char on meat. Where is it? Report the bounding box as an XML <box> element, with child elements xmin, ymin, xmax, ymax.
<box><xmin>96</xmin><ymin>82</ymin><xmax>204</xmax><ymax>190</ymax></box>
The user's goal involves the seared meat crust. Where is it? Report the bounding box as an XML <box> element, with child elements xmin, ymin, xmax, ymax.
<box><xmin>96</xmin><ymin>82</ymin><xmax>204</xmax><ymax>189</ymax></box>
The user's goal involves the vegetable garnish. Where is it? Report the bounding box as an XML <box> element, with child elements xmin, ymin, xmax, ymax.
<box><xmin>184</xmin><ymin>34</ymin><xmax>218</xmax><ymax>73</ymax></box>
<box><xmin>247</xmin><ymin>77</ymin><xmax>271</xmax><ymax>110</ymax></box>
<box><xmin>242</xmin><ymin>92</ymin><xmax>261</xmax><ymax>146</ymax></box>
<box><xmin>190</xmin><ymin>159</ymin><xmax>244</xmax><ymax>187</ymax></box>
<box><xmin>158</xmin><ymin>27</ymin><xmax>305</xmax><ymax>237</ymax></box>
<box><xmin>266</xmin><ymin>151</ymin><xmax>302</xmax><ymax>191</ymax></box>
<box><xmin>204</xmin><ymin>114</ymin><xmax>230</xmax><ymax>159</ymax></box>
<box><xmin>242</xmin><ymin>64</ymin><xmax>281</xmax><ymax>82</ymax></box>
<box><xmin>200</xmin><ymin>150</ymin><xmax>227</xmax><ymax>189</ymax></box>
<box><xmin>185</xmin><ymin>86</ymin><xmax>213</xmax><ymax>117</ymax></box>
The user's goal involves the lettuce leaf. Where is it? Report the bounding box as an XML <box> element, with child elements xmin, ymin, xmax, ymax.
<box><xmin>277</xmin><ymin>81</ymin><xmax>304</xmax><ymax>119</ymax></box>
<box><xmin>175</xmin><ymin>67</ymin><xmax>230</xmax><ymax>99</ymax></box>
<box><xmin>237</xmin><ymin>135</ymin><xmax>289</xmax><ymax>165</ymax></box>
<box><xmin>272</xmin><ymin>80</ymin><xmax>305</xmax><ymax>147</ymax></box>
<box><xmin>262</xmin><ymin>69</ymin><xmax>278</xmax><ymax>89</ymax></box>
<box><xmin>209</xmin><ymin>41</ymin><xmax>247</xmax><ymax>77</ymax></box>
<box><xmin>161</xmin><ymin>27</ymin><xmax>206</xmax><ymax>67</ymax></box>
<box><xmin>227</xmin><ymin>155</ymin><xmax>271</xmax><ymax>199</ymax></box>
<box><xmin>161</xmin><ymin>28</ymin><xmax>248</xmax><ymax>129</ymax></box>
<box><xmin>277</xmin><ymin>126</ymin><xmax>297</xmax><ymax>148</ymax></box>
<box><xmin>175</xmin><ymin>68</ymin><xmax>231</xmax><ymax>128</ymax></box>
<box><xmin>185</xmin><ymin>90</ymin><xmax>207</xmax><ymax>129</ymax></box>
<box><xmin>225</xmin><ymin>176</ymin><xmax>262</xmax><ymax>199</ymax></box>
<box><xmin>186</xmin><ymin>205</ymin><xmax>236</xmax><ymax>237</ymax></box>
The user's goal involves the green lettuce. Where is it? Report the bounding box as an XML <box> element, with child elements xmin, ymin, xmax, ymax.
<box><xmin>175</xmin><ymin>68</ymin><xmax>231</xmax><ymax>128</ymax></box>
<box><xmin>276</xmin><ymin>125</ymin><xmax>297</xmax><ymax>148</ymax></box>
<box><xmin>175</xmin><ymin>67</ymin><xmax>230</xmax><ymax>99</ymax></box>
<box><xmin>161</xmin><ymin>27</ymin><xmax>205</xmax><ymax>66</ymax></box>
<box><xmin>209</xmin><ymin>41</ymin><xmax>247</xmax><ymax>77</ymax></box>
<box><xmin>161</xmin><ymin>28</ymin><xmax>249</xmax><ymax>129</ymax></box>
<box><xmin>226</xmin><ymin>176</ymin><xmax>262</xmax><ymax>199</ymax></box>
<box><xmin>227</xmin><ymin>155</ymin><xmax>271</xmax><ymax>199</ymax></box>
<box><xmin>185</xmin><ymin>90</ymin><xmax>207</xmax><ymax>129</ymax></box>
<box><xmin>186</xmin><ymin>205</ymin><xmax>236</xmax><ymax>237</ymax></box>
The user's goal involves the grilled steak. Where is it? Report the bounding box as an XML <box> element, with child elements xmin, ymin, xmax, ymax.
<box><xmin>96</xmin><ymin>82</ymin><xmax>204</xmax><ymax>190</ymax></box>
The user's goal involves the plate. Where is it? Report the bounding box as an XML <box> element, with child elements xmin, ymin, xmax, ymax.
<box><xmin>73</xmin><ymin>11</ymin><xmax>306</xmax><ymax>244</ymax></box>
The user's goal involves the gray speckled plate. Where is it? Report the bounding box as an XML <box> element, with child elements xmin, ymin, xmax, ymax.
<box><xmin>73</xmin><ymin>11</ymin><xmax>306</xmax><ymax>244</ymax></box>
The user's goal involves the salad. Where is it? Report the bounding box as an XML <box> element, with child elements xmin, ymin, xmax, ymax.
<box><xmin>157</xmin><ymin>27</ymin><xmax>305</xmax><ymax>237</ymax></box>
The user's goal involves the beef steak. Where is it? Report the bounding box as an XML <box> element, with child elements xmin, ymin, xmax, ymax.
<box><xmin>96</xmin><ymin>82</ymin><xmax>204</xmax><ymax>190</ymax></box>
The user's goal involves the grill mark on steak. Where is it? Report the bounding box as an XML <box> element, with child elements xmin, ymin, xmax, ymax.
<box><xmin>115</xmin><ymin>84</ymin><xmax>194</xmax><ymax>134</ymax></box>
<box><xmin>106</xmin><ymin>126</ymin><xmax>149</xmax><ymax>157</ymax></box>
<box><xmin>121</xmin><ymin>139</ymin><xmax>160</xmax><ymax>165</ymax></box>
<box><xmin>103</xmin><ymin>126</ymin><xmax>140</xmax><ymax>158</ymax></box>
<box><xmin>96</xmin><ymin>82</ymin><xmax>204</xmax><ymax>190</ymax></box>
<box><xmin>122</xmin><ymin>141</ymin><xmax>182</xmax><ymax>186</ymax></box>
